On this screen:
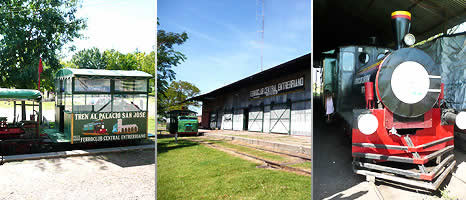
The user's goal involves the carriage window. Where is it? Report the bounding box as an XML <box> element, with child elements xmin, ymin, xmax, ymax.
<box><xmin>113</xmin><ymin>94</ymin><xmax>147</xmax><ymax>112</ymax></box>
<box><xmin>73</xmin><ymin>94</ymin><xmax>93</xmax><ymax>112</ymax></box>
<box><xmin>64</xmin><ymin>94</ymin><xmax>72</xmax><ymax>112</ymax></box>
<box><xmin>64</xmin><ymin>78</ymin><xmax>72</xmax><ymax>94</ymax></box>
<box><xmin>86</xmin><ymin>94</ymin><xmax>112</xmax><ymax>112</ymax></box>
<box><xmin>115</xmin><ymin>79</ymin><xmax>147</xmax><ymax>92</ymax></box>
<box><xmin>56</xmin><ymin>93</ymin><xmax>63</xmax><ymax>106</ymax></box>
<box><xmin>341</xmin><ymin>52</ymin><xmax>355</xmax><ymax>71</ymax></box>
<box><xmin>75</xmin><ymin>78</ymin><xmax>111</xmax><ymax>93</ymax></box>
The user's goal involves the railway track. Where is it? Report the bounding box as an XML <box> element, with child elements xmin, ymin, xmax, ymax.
<box><xmin>187</xmin><ymin>138</ymin><xmax>311</xmax><ymax>176</ymax></box>
<box><xmin>229</xmin><ymin>140</ymin><xmax>311</xmax><ymax>161</ymax></box>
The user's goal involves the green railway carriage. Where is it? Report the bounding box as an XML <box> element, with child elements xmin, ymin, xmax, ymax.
<box><xmin>45</xmin><ymin>68</ymin><xmax>152</xmax><ymax>144</ymax></box>
<box><xmin>0</xmin><ymin>89</ymin><xmax>42</xmax><ymax>139</ymax></box>
<box><xmin>167</xmin><ymin>110</ymin><xmax>199</xmax><ymax>135</ymax></box>
<box><xmin>0</xmin><ymin>89</ymin><xmax>43</xmax><ymax>154</ymax></box>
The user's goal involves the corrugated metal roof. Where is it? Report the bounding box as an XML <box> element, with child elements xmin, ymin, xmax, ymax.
<box><xmin>55</xmin><ymin>68</ymin><xmax>153</xmax><ymax>78</ymax></box>
<box><xmin>189</xmin><ymin>53</ymin><xmax>311</xmax><ymax>101</ymax></box>
<box><xmin>0</xmin><ymin>88</ymin><xmax>42</xmax><ymax>101</ymax></box>
<box><xmin>315</xmin><ymin>0</ymin><xmax>466</xmax><ymax>54</ymax></box>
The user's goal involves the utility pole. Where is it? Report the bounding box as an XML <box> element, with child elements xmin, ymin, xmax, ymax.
<box><xmin>257</xmin><ymin>0</ymin><xmax>264</xmax><ymax>72</ymax></box>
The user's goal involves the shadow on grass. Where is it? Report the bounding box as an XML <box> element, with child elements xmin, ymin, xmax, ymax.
<box><xmin>157</xmin><ymin>138</ymin><xmax>200</xmax><ymax>155</ymax></box>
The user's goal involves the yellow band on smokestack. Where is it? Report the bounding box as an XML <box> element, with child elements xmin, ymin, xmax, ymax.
<box><xmin>391</xmin><ymin>11</ymin><xmax>411</xmax><ymax>20</ymax></box>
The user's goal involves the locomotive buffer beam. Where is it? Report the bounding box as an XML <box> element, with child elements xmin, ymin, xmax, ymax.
<box><xmin>353</xmin><ymin>155</ymin><xmax>456</xmax><ymax>190</ymax></box>
<box><xmin>404</xmin><ymin>135</ymin><xmax>427</xmax><ymax>174</ymax></box>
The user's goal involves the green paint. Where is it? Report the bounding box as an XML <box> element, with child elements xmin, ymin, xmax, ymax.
<box><xmin>177</xmin><ymin>116</ymin><xmax>198</xmax><ymax>133</ymax></box>
<box><xmin>70</xmin><ymin>111</ymin><xmax>148</xmax><ymax>143</ymax></box>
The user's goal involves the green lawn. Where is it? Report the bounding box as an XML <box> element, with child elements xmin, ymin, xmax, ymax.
<box><xmin>201</xmin><ymin>139</ymin><xmax>288</xmax><ymax>162</ymax></box>
<box><xmin>157</xmin><ymin>138</ymin><xmax>311</xmax><ymax>200</ymax></box>
<box><xmin>149</xmin><ymin>116</ymin><xmax>155</xmax><ymax>133</ymax></box>
<box><xmin>0</xmin><ymin>101</ymin><xmax>55</xmax><ymax>110</ymax></box>
<box><xmin>288</xmin><ymin>162</ymin><xmax>311</xmax><ymax>171</ymax></box>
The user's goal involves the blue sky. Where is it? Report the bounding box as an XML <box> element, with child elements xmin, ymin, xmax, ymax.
<box><xmin>158</xmin><ymin>0</ymin><xmax>311</xmax><ymax>95</ymax></box>
<box><xmin>67</xmin><ymin>0</ymin><xmax>156</xmax><ymax>58</ymax></box>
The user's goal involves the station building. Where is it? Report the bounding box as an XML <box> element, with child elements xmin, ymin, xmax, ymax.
<box><xmin>190</xmin><ymin>53</ymin><xmax>311</xmax><ymax>136</ymax></box>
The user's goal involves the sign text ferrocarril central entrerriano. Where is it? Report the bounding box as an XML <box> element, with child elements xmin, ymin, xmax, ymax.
<box><xmin>249</xmin><ymin>76</ymin><xmax>305</xmax><ymax>99</ymax></box>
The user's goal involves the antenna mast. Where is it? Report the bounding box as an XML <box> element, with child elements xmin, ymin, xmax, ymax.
<box><xmin>257</xmin><ymin>0</ymin><xmax>264</xmax><ymax>71</ymax></box>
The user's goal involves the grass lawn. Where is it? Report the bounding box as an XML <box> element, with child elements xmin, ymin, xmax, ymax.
<box><xmin>157</xmin><ymin>138</ymin><xmax>311</xmax><ymax>200</ymax></box>
<box><xmin>288</xmin><ymin>162</ymin><xmax>311</xmax><ymax>170</ymax></box>
<box><xmin>0</xmin><ymin>101</ymin><xmax>55</xmax><ymax>110</ymax></box>
<box><xmin>199</xmin><ymin>139</ymin><xmax>288</xmax><ymax>162</ymax></box>
<box><xmin>149</xmin><ymin>116</ymin><xmax>155</xmax><ymax>133</ymax></box>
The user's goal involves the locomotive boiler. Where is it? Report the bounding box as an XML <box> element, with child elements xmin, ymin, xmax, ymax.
<box><xmin>321</xmin><ymin>11</ymin><xmax>465</xmax><ymax>190</ymax></box>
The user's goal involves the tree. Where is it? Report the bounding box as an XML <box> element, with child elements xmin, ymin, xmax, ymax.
<box><xmin>103</xmin><ymin>49</ymin><xmax>138</xmax><ymax>70</ymax></box>
<box><xmin>71</xmin><ymin>47</ymin><xmax>106</xmax><ymax>69</ymax></box>
<box><xmin>159</xmin><ymin>80</ymin><xmax>200</xmax><ymax>112</ymax></box>
<box><xmin>0</xmin><ymin>0</ymin><xmax>86</xmax><ymax>90</ymax></box>
<box><xmin>137</xmin><ymin>51</ymin><xmax>155</xmax><ymax>91</ymax></box>
<box><xmin>157</xmin><ymin>21</ymin><xmax>188</xmax><ymax>116</ymax></box>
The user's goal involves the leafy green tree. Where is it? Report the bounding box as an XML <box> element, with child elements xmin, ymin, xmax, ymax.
<box><xmin>71</xmin><ymin>47</ymin><xmax>106</xmax><ymax>69</ymax></box>
<box><xmin>103</xmin><ymin>49</ymin><xmax>138</xmax><ymax>70</ymax></box>
<box><xmin>159</xmin><ymin>80</ymin><xmax>200</xmax><ymax>113</ymax></box>
<box><xmin>0</xmin><ymin>0</ymin><xmax>86</xmax><ymax>90</ymax></box>
<box><xmin>137</xmin><ymin>51</ymin><xmax>155</xmax><ymax>91</ymax></box>
<box><xmin>157</xmin><ymin>23</ymin><xmax>188</xmax><ymax>116</ymax></box>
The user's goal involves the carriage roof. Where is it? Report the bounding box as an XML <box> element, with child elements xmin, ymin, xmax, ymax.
<box><xmin>55</xmin><ymin>68</ymin><xmax>152</xmax><ymax>79</ymax></box>
<box><xmin>0</xmin><ymin>88</ymin><xmax>42</xmax><ymax>101</ymax></box>
<box><xmin>167</xmin><ymin>110</ymin><xmax>197</xmax><ymax>117</ymax></box>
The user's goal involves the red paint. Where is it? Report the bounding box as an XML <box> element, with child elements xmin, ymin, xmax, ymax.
<box><xmin>0</xmin><ymin>128</ymin><xmax>24</xmax><ymax>135</ymax></box>
<box><xmin>364</xmin><ymin>82</ymin><xmax>374</xmax><ymax>109</ymax></box>
<box><xmin>438</xmin><ymin>83</ymin><xmax>444</xmax><ymax>106</ymax></box>
<box><xmin>420</xmin><ymin>173</ymin><xmax>433</xmax><ymax>181</ymax></box>
<box><xmin>38</xmin><ymin>58</ymin><xmax>43</xmax><ymax>90</ymax></box>
<box><xmin>352</xmin><ymin>108</ymin><xmax>454</xmax><ymax>160</ymax></box>
<box><xmin>384</xmin><ymin>109</ymin><xmax>432</xmax><ymax>129</ymax></box>
<box><xmin>375</xmin><ymin>63</ymin><xmax>383</xmax><ymax>106</ymax></box>
<box><xmin>391</xmin><ymin>15</ymin><xmax>411</xmax><ymax>20</ymax></box>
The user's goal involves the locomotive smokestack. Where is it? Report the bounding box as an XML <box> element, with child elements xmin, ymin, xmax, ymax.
<box><xmin>391</xmin><ymin>11</ymin><xmax>411</xmax><ymax>49</ymax></box>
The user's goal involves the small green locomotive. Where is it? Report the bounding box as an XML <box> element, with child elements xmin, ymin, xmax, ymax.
<box><xmin>167</xmin><ymin>110</ymin><xmax>198</xmax><ymax>135</ymax></box>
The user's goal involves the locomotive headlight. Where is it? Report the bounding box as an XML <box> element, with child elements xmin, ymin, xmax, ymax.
<box><xmin>456</xmin><ymin>112</ymin><xmax>466</xmax><ymax>130</ymax></box>
<box><xmin>391</xmin><ymin>61</ymin><xmax>430</xmax><ymax>104</ymax></box>
<box><xmin>404</xmin><ymin>33</ymin><xmax>416</xmax><ymax>46</ymax></box>
<box><xmin>358</xmin><ymin>114</ymin><xmax>378</xmax><ymax>135</ymax></box>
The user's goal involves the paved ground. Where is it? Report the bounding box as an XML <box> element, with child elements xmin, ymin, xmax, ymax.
<box><xmin>313</xmin><ymin>99</ymin><xmax>466</xmax><ymax>200</ymax></box>
<box><xmin>200</xmin><ymin>129</ymin><xmax>311</xmax><ymax>147</ymax></box>
<box><xmin>0</xmin><ymin>150</ymin><xmax>155</xmax><ymax>200</ymax></box>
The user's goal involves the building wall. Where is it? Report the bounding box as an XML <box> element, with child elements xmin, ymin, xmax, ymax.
<box><xmin>201</xmin><ymin>68</ymin><xmax>311</xmax><ymax>136</ymax></box>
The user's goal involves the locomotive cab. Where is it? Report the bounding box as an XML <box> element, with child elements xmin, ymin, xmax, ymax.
<box><xmin>167</xmin><ymin>110</ymin><xmax>199</xmax><ymax>135</ymax></box>
<box><xmin>322</xmin><ymin>46</ymin><xmax>391</xmax><ymax>123</ymax></box>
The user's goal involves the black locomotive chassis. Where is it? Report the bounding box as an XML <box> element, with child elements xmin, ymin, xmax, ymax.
<box><xmin>352</xmin><ymin>152</ymin><xmax>456</xmax><ymax>190</ymax></box>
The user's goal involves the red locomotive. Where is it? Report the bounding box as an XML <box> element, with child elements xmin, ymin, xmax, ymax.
<box><xmin>321</xmin><ymin>11</ymin><xmax>465</xmax><ymax>189</ymax></box>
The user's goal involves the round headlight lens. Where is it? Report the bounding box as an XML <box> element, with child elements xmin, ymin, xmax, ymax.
<box><xmin>391</xmin><ymin>61</ymin><xmax>430</xmax><ymax>104</ymax></box>
<box><xmin>358</xmin><ymin>114</ymin><xmax>378</xmax><ymax>135</ymax></box>
<box><xmin>456</xmin><ymin>112</ymin><xmax>466</xmax><ymax>130</ymax></box>
<box><xmin>404</xmin><ymin>33</ymin><xmax>416</xmax><ymax>46</ymax></box>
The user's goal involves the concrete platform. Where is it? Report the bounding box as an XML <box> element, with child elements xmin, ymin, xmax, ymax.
<box><xmin>200</xmin><ymin>129</ymin><xmax>311</xmax><ymax>158</ymax></box>
<box><xmin>1</xmin><ymin>144</ymin><xmax>155</xmax><ymax>163</ymax></box>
